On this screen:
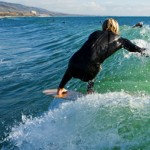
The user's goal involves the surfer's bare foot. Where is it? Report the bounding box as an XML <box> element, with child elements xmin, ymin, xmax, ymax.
<box><xmin>57</xmin><ymin>88</ymin><xmax>67</xmax><ymax>95</ymax></box>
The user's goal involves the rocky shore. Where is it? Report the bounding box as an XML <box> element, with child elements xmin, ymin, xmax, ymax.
<box><xmin>0</xmin><ymin>12</ymin><xmax>37</xmax><ymax>17</ymax></box>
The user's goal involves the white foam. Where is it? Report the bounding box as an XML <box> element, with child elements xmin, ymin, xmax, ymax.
<box><xmin>0</xmin><ymin>59</ymin><xmax>11</xmax><ymax>65</ymax></box>
<box><xmin>132</xmin><ymin>39</ymin><xmax>148</xmax><ymax>47</ymax></box>
<box><xmin>132</xmin><ymin>39</ymin><xmax>150</xmax><ymax>57</ymax></box>
<box><xmin>4</xmin><ymin>92</ymin><xmax>150</xmax><ymax>150</ymax></box>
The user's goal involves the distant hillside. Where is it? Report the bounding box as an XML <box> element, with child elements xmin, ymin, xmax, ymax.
<box><xmin>0</xmin><ymin>1</ymin><xmax>68</xmax><ymax>16</ymax></box>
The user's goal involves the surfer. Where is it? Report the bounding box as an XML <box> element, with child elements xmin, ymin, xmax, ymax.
<box><xmin>57</xmin><ymin>18</ymin><xmax>146</xmax><ymax>95</ymax></box>
<box><xmin>132</xmin><ymin>22</ymin><xmax>143</xmax><ymax>28</ymax></box>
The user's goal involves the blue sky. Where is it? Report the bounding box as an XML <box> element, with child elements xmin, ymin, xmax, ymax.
<box><xmin>2</xmin><ymin>0</ymin><xmax>150</xmax><ymax>16</ymax></box>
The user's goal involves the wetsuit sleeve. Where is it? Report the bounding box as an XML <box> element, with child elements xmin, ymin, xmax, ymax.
<box><xmin>120</xmin><ymin>38</ymin><xmax>145</xmax><ymax>53</ymax></box>
<box><xmin>58</xmin><ymin>69</ymin><xmax>72</xmax><ymax>88</ymax></box>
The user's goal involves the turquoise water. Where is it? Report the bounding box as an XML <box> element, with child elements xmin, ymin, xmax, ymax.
<box><xmin>0</xmin><ymin>16</ymin><xmax>150</xmax><ymax>149</ymax></box>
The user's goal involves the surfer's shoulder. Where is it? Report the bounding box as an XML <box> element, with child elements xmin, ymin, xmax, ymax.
<box><xmin>89</xmin><ymin>30</ymin><xmax>103</xmax><ymax>39</ymax></box>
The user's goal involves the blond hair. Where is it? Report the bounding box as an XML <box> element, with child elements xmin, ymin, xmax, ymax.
<box><xmin>102</xmin><ymin>18</ymin><xmax>119</xmax><ymax>35</ymax></box>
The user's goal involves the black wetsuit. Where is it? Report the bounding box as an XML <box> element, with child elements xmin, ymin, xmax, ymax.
<box><xmin>58</xmin><ymin>30</ymin><xmax>144</xmax><ymax>89</ymax></box>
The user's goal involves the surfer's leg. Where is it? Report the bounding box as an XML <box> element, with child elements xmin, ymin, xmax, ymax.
<box><xmin>86</xmin><ymin>65</ymin><xmax>102</xmax><ymax>94</ymax></box>
<box><xmin>87</xmin><ymin>79</ymin><xmax>94</xmax><ymax>94</ymax></box>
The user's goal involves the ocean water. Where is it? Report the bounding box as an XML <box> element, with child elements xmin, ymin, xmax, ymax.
<box><xmin>0</xmin><ymin>16</ymin><xmax>150</xmax><ymax>150</ymax></box>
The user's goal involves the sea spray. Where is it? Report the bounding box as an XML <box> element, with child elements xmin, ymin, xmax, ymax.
<box><xmin>3</xmin><ymin>92</ymin><xmax>150</xmax><ymax>150</ymax></box>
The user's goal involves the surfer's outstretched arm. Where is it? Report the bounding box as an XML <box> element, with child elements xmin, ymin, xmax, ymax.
<box><xmin>120</xmin><ymin>38</ymin><xmax>146</xmax><ymax>54</ymax></box>
<box><xmin>57</xmin><ymin>69</ymin><xmax>72</xmax><ymax>95</ymax></box>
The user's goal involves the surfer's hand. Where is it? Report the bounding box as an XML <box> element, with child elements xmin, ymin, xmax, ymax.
<box><xmin>141</xmin><ymin>48</ymin><xmax>149</xmax><ymax>57</ymax></box>
<box><xmin>140</xmin><ymin>48</ymin><xmax>146</xmax><ymax>55</ymax></box>
<box><xmin>57</xmin><ymin>88</ymin><xmax>67</xmax><ymax>95</ymax></box>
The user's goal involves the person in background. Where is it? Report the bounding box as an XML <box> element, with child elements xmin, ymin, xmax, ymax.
<box><xmin>57</xmin><ymin>18</ymin><xmax>146</xmax><ymax>95</ymax></box>
<box><xmin>132</xmin><ymin>22</ymin><xmax>143</xmax><ymax>28</ymax></box>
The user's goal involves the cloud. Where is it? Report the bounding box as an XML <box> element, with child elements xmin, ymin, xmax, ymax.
<box><xmin>82</xmin><ymin>1</ymin><xmax>106</xmax><ymax>15</ymax></box>
<box><xmin>109</xmin><ymin>4</ymin><xmax>150</xmax><ymax>16</ymax></box>
<box><xmin>44</xmin><ymin>0</ymin><xmax>106</xmax><ymax>15</ymax></box>
<box><xmin>2</xmin><ymin>0</ymin><xmax>150</xmax><ymax>16</ymax></box>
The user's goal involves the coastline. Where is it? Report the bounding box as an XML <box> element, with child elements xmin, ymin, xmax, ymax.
<box><xmin>0</xmin><ymin>11</ymin><xmax>41</xmax><ymax>17</ymax></box>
